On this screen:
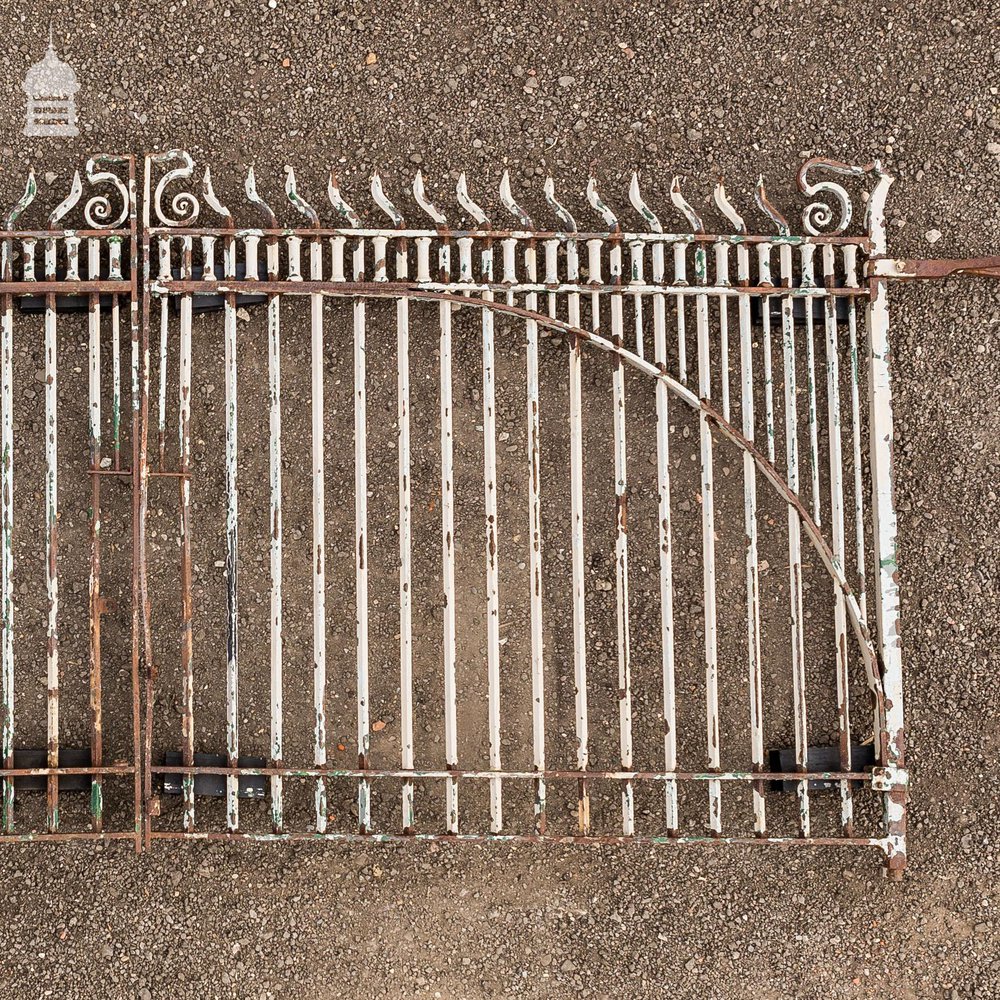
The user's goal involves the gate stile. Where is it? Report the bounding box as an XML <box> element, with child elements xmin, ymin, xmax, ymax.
<box><xmin>8</xmin><ymin>148</ymin><xmax>998</xmax><ymax>874</ymax></box>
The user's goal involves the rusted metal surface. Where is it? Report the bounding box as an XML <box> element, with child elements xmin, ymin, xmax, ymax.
<box><xmin>5</xmin><ymin>150</ymin><xmax>999</xmax><ymax>873</ymax></box>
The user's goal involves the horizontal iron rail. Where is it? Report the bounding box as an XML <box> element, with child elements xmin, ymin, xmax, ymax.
<box><xmin>150</xmin><ymin>279</ymin><xmax>869</xmax><ymax>298</ymax></box>
<box><xmin>146</xmin><ymin>227</ymin><xmax>874</xmax><ymax>246</ymax></box>
<box><xmin>148</xmin><ymin>831</ymin><xmax>892</xmax><ymax>848</ymax></box>
<box><xmin>0</xmin><ymin>766</ymin><xmax>135</xmax><ymax>777</ymax></box>
<box><xmin>0</xmin><ymin>280</ymin><xmax>132</xmax><ymax>294</ymax></box>
<box><xmin>150</xmin><ymin>765</ymin><xmax>883</xmax><ymax>783</ymax></box>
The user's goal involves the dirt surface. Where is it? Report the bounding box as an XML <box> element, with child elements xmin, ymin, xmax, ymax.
<box><xmin>0</xmin><ymin>1</ymin><xmax>999</xmax><ymax>997</ymax></box>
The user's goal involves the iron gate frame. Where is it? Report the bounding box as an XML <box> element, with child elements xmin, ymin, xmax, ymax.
<box><xmin>6</xmin><ymin>148</ymin><xmax>994</xmax><ymax>874</ymax></box>
<box><xmin>137</xmin><ymin>151</ymin><xmax>912</xmax><ymax>871</ymax></box>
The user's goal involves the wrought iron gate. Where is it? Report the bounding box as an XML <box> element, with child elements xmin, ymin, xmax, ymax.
<box><xmin>0</xmin><ymin>156</ymin><xmax>140</xmax><ymax>845</ymax></box>
<box><xmin>7</xmin><ymin>149</ymin><xmax>990</xmax><ymax>873</ymax></box>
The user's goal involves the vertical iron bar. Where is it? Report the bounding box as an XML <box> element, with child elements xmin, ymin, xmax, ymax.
<box><xmin>865</xmin><ymin>176</ymin><xmax>905</xmax><ymax>875</ymax></box>
<box><xmin>110</xmin><ymin>240</ymin><xmax>122</xmax><ymax>472</ymax></box>
<box><xmin>267</xmin><ymin>233</ymin><xmax>284</xmax><ymax>833</ymax></box>
<box><xmin>436</xmin><ymin>234</ymin><xmax>458</xmax><ymax>834</ymax></box>
<box><xmin>310</xmin><ymin>229</ymin><xmax>327</xmax><ymax>832</ymax></box>
<box><xmin>178</xmin><ymin>234</ymin><xmax>195</xmax><ymax>832</ymax></box>
<box><xmin>523</xmin><ymin>238</ymin><xmax>545</xmax><ymax>834</ymax></box>
<box><xmin>823</xmin><ymin>243</ymin><xmax>852</xmax><ymax>833</ymax></box>
<box><xmin>127</xmin><ymin>160</ymin><xmax>141</xmax><ymax>851</ymax></box>
<box><xmin>757</xmin><ymin>245</ymin><xmax>777</xmax><ymax>463</ymax></box>
<box><xmin>0</xmin><ymin>235</ymin><xmax>14</xmax><ymax>833</ymax></box>
<box><xmin>353</xmin><ymin>234</ymin><xmax>370</xmax><ymax>833</ymax></box>
<box><xmin>222</xmin><ymin>230</ymin><xmax>240</xmax><ymax>832</ymax></box>
<box><xmin>716</xmin><ymin>245</ymin><xmax>731</xmax><ymax>422</ymax></box>
<box><xmin>157</xmin><ymin>238</ymin><xmax>170</xmax><ymax>471</ymax></box>
<box><xmin>734</xmin><ymin>240</ymin><xmax>765</xmax><ymax>833</ymax></box>
<box><xmin>693</xmin><ymin>243</ymin><xmax>721</xmax><ymax>834</ymax></box>
<box><xmin>396</xmin><ymin>236</ymin><xmax>414</xmax><ymax>832</ymax></box>
<box><xmin>566</xmin><ymin>238</ymin><xmax>589</xmax><ymax>835</ymax></box>
<box><xmin>602</xmin><ymin>238</ymin><xmax>635</xmax><ymax>834</ymax></box>
<box><xmin>779</xmin><ymin>242</ymin><xmax>810</xmax><ymax>837</ymax></box>
<box><xmin>844</xmin><ymin>246</ymin><xmax>867</xmax><ymax>624</ymax></box>
<box><xmin>629</xmin><ymin>240</ymin><xmax>644</xmax><ymax>360</ymax></box>
<box><xmin>801</xmin><ymin>246</ymin><xmax>822</xmax><ymax>524</ymax></box>
<box><xmin>651</xmin><ymin>238</ymin><xmax>678</xmax><ymax>833</ymax></box>
<box><xmin>87</xmin><ymin>237</ymin><xmax>103</xmax><ymax>829</ymax></box>
<box><xmin>484</xmin><ymin>236</ymin><xmax>502</xmax><ymax>832</ymax></box>
<box><xmin>44</xmin><ymin>232</ymin><xmax>59</xmax><ymax>833</ymax></box>
<box><xmin>673</xmin><ymin>242</ymin><xmax>688</xmax><ymax>383</ymax></box>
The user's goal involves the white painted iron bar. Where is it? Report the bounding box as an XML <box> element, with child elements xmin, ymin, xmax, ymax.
<box><xmin>648</xmin><ymin>237</ymin><xmax>678</xmax><ymax>833</ymax></box>
<box><xmin>566</xmin><ymin>238</ymin><xmax>589</xmax><ymax>835</ymax></box>
<box><xmin>779</xmin><ymin>242</ymin><xmax>810</xmax><ymax>837</ymax></box>
<box><xmin>865</xmin><ymin>172</ymin><xmax>906</xmax><ymax>874</ymax></box>
<box><xmin>801</xmin><ymin>245</ymin><xmax>822</xmax><ymax>525</ymax></box>
<box><xmin>844</xmin><ymin>246</ymin><xmax>867</xmax><ymax>625</ymax></box>
<box><xmin>483</xmin><ymin>236</ymin><xmax>502</xmax><ymax>832</ymax></box>
<box><xmin>714</xmin><ymin>243</ymin><xmax>731</xmax><ymax>422</ymax></box>
<box><xmin>543</xmin><ymin>236</ymin><xmax>564</xmax><ymax>830</ymax></box>
<box><xmin>0</xmin><ymin>260</ymin><xmax>12</xmax><ymax>833</ymax></box>
<box><xmin>523</xmin><ymin>238</ymin><xmax>546</xmax><ymax>835</ymax></box>
<box><xmin>822</xmin><ymin>243</ymin><xmax>852</xmax><ymax>833</ymax></box>
<box><xmin>352</xmin><ymin>234</ymin><xmax>371</xmax><ymax>833</ymax></box>
<box><xmin>87</xmin><ymin>237</ymin><xmax>103</xmax><ymax>828</ymax></box>
<box><xmin>692</xmin><ymin>243</ymin><xmax>721</xmax><ymax>835</ymax></box>
<box><xmin>610</xmin><ymin>241</ymin><xmax>635</xmax><ymax>835</ymax></box>
<box><xmin>305</xmin><ymin>234</ymin><xmax>330</xmax><ymax>836</ymax></box>
<box><xmin>156</xmin><ymin>237</ymin><xmax>170</xmax><ymax>470</ymax></box>
<box><xmin>178</xmin><ymin>235</ymin><xmax>195</xmax><ymax>832</ymax></box>
<box><xmin>44</xmin><ymin>234</ymin><xmax>59</xmax><ymax>832</ymax></box>
<box><xmin>395</xmin><ymin>236</ymin><xmax>415</xmax><ymax>832</ymax></box>
<box><xmin>735</xmin><ymin>239</ymin><xmax>765</xmax><ymax>834</ymax></box>
<box><xmin>672</xmin><ymin>242</ymin><xmax>688</xmax><ymax>383</ymax></box>
<box><xmin>264</xmin><ymin>234</ymin><xmax>285</xmax><ymax>834</ymax></box>
<box><xmin>629</xmin><ymin>240</ymin><xmax>645</xmax><ymax>360</ymax></box>
<box><xmin>437</xmin><ymin>234</ymin><xmax>459</xmax><ymax>834</ymax></box>
<box><xmin>109</xmin><ymin>240</ymin><xmax>122</xmax><ymax>470</ymax></box>
<box><xmin>757</xmin><ymin>243</ymin><xmax>777</xmax><ymax>463</ymax></box>
<box><xmin>583</xmin><ymin>234</ymin><xmax>636</xmax><ymax>835</ymax></box>
<box><xmin>222</xmin><ymin>231</ymin><xmax>240</xmax><ymax>833</ymax></box>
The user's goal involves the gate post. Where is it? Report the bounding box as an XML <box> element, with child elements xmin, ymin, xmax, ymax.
<box><xmin>865</xmin><ymin>166</ymin><xmax>907</xmax><ymax>877</ymax></box>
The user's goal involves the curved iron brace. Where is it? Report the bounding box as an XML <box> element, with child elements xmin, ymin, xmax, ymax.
<box><xmin>219</xmin><ymin>282</ymin><xmax>886</xmax><ymax>734</ymax></box>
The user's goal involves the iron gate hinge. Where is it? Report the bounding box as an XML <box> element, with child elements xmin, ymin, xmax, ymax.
<box><xmin>868</xmin><ymin>256</ymin><xmax>1000</xmax><ymax>280</ymax></box>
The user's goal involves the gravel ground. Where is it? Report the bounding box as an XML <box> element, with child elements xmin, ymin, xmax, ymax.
<box><xmin>0</xmin><ymin>1</ymin><xmax>999</xmax><ymax>997</ymax></box>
